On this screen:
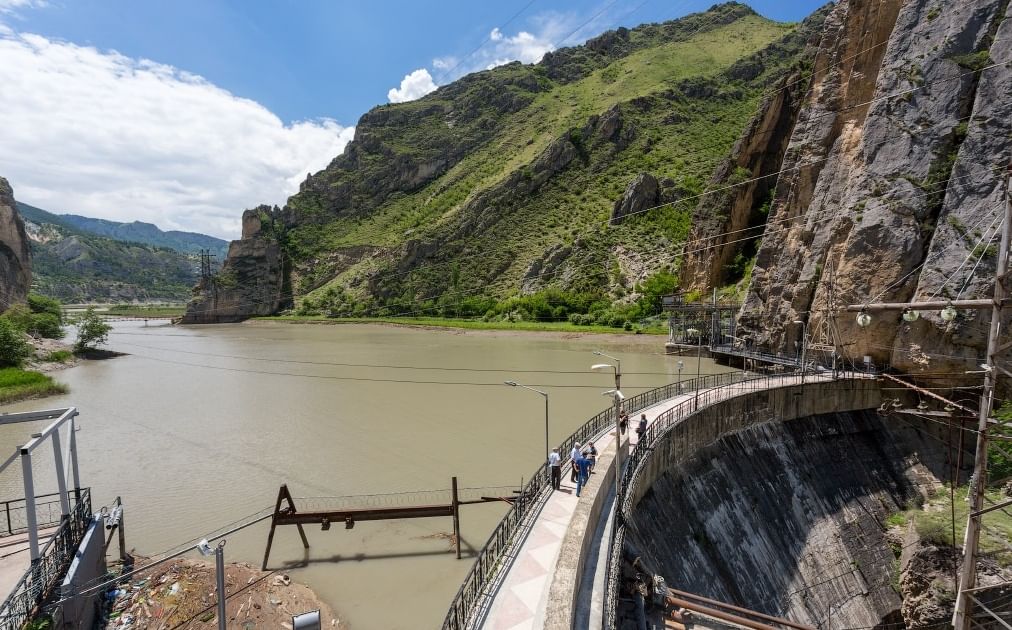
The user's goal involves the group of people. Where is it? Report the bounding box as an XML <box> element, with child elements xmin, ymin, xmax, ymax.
<box><xmin>546</xmin><ymin>412</ymin><xmax>651</xmax><ymax>498</ymax></box>
<box><xmin>547</xmin><ymin>440</ymin><xmax>598</xmax><ymax>496</ymax></box>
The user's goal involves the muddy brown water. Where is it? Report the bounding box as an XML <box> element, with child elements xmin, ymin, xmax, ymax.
<box><xmin>0</xmin><ymin>321</ymin><xmax>733</xmax><ymax>629</ymax></box>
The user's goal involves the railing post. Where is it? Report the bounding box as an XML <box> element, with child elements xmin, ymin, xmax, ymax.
<box><xmin>51</xmin><ymin>430</ymin><xmax>71</xmax><ymax>518</ymax></box>
<box><xmin>20</xmin><ymin>448</ymin><xmax>39</xmax><ymax>562</ymax></box>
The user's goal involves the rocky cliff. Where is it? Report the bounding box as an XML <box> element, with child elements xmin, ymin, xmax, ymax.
<box><xmin>180</xmin><ymin>207</ymin><xmax>288</xmax><ymax>323</ymax></box>
<box><xmin>0</xmin><ymin>177</ymin><xmax>32</xmax><ymax>311</ymax></box>
<box><xmin>727</xmin><ymin>0</ymin><xmax>1012</xmax><ymax>376</ymax></box>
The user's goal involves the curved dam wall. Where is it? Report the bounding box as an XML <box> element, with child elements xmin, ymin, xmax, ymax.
<box><xmin>624</xmin><ymin>379</ymin><xmax>963</xmax><ymax>628</ymax></box>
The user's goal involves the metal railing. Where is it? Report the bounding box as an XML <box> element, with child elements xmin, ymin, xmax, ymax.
<box><xmin>442</xmin><ymin>369</ymin><xmax>770</xmax><ymax>629</ymax></box>
<box><xmin>0</xmin><ymin>492</ymin><xmax>78</xmax><ymax>538</ymax></box>
<box><xmin>0</xmin><ymin>488</ymin><xmax>92</xmax><ymax>630</ymax></box>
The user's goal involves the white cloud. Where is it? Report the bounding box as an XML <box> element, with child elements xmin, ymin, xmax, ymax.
<box><xmin>431</xmin><ymin>12</ymin><xmax>578</xmax><ymax>81</ymax></box>
<box><xmin>432</xmin><ymin>55</ymin><xmax>456</xmax><ymax>70</ymax></box>
<box><xmin>0</xmin><ymin>0</ymin><xmax>45</xmax><ymax>14</ymax></box>
<box><xmin>387</xmin><ymin>68</ymin><xmax>438</xmax><ymax>103</ymax></box>
<box><xmin>0</xmin><ymin>29</ymin><xmax>353</xmax><ymax>239</ymax></box>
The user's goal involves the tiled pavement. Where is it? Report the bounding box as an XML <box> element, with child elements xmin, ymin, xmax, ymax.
<box><xmin>477</xmin><ymin>389</ymin><xmax>698</xmax><ymax>630</ymax></box>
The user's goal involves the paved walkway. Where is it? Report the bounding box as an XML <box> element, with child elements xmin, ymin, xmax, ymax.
<box><xmin>477</xmin><ymin>386</ymin><xmax>700</xmax><ymax>630</ymax></box>
<box><xmin>477</xmin><ymin>373</ymin><xmax>834</xmax><ymax>630</ymax></box>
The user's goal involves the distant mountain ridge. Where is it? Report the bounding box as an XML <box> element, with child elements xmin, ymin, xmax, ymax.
<box><xmin>16</xmin><ymin>203</ymin><xmax>228</xmax><ymax>260</ymax></box>
<box><xmin>15</xmin><ymin>202</ymin><xmax>205</xmax><ymax>303</ymax></box>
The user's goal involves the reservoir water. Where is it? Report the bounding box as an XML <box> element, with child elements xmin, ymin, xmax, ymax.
<box><xmin>0</xmin><ymin>321</ymin><xmax>732</xmax><ymax>629</ymax></box>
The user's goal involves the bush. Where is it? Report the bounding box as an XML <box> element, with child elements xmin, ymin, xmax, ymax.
<box><xmin>70</xmin><ymin>308</ymin><xmax>111</xmax><ymax>353</ymax></box>
<box><xmin>3</xmin><ymin>301</ymin><xmax>64</xmax><ymax>339</ymax></box>
<box><xmin>27</xmin><ymin>294</ymin><xmax>62</xmax><ymax>322</ymax></box>
<box><xmin>44</xmin><ymin>350</ymin><xmax>73</xmax><ymax>363</ymax></box>
<box><xmin>0</xmin><ymin>318</ymin><xmax>31</xmax><ymax>367</ymax></box>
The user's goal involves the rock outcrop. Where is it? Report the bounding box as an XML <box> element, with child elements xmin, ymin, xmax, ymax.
<box><xmin>180</xmin><ymin>207</ymin><xmax>288</xmax><ymax>323</ymax></box>
<box><xmin>0</xmin><ymin>177</ymin><xmax>32</xmax><ymax>311</ymax></box>
<box><xmin>734</xmin><ymin>0</ymin><xmax>1012</xmax><ymax>375</ymax></box>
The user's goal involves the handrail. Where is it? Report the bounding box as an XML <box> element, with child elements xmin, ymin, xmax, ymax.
<box><xmin>0</xmin><ymin>492</ymin><xmax>76</xmax><ymax>538</ymax></box>
<box><xmin>441</xmin><ymin>368</ymin><xmax>768</xmax><ymax>629</ymax></box>
<box><xmin>0</xmin><ymin>488</ymin><xmax>92</xmax><ymax>630</ymax></box>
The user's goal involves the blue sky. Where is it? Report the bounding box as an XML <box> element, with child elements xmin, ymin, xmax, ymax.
<box><xmin>0</xmin><ymin>0</ymin><xmax>828</xmax><ymax>237</ymax></box>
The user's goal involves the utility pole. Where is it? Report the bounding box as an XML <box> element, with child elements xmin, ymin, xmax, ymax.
<box><xmin>954</xmin><ymin>168</ymin><xmax>1012</xmax><ymax>630</ymax></box>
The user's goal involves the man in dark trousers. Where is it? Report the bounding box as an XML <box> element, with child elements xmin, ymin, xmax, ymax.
<box><xmin>548</xmin><ymin>448</ymin><xmax>562</xmax><ymax>490</ymax></box>
<box><xmin>575</xmin><ymin>454</ymin><xmax>592</xmax><ymax>497</ymax></box>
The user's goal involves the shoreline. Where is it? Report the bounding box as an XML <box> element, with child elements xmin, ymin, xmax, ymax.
<box><xmin>244</xmin><ymin>317</ymin><xmax>669</xmax><ymax>348</ymax></box>
<box><xmin>247</xmin><ymin>316</ymin><xmax>668</xmax><ymax>343</ymax></box>
<box><xmin>105</xmin><ymin>556</ymin><xmax>344</xmax><ymax>629</ymax></box>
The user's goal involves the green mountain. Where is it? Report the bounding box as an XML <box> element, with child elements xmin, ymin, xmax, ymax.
<box><xmin>16</xmin><ymin>203</ymin><xmax>201</xmax><ymax>303</ymax></box>
<box><xmin>16</xmin><ymin>203</ymin><xmax>228</xmax><ymax>259</ymax></box>
<box><xmin>185</xmin><ymin>3</ymin><xmax>829</xmax><ymax>323</ymax></box>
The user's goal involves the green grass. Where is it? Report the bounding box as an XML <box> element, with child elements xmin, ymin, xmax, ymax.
<box><xmin>101</xmin><ymin>305</ymin><xmax>186</xmax><ymax>317</ymax></box>
<box><xmin>257</xmin><ymin>315</ymin><xmax>668</xmax><ymax>335</ymax></box>
<box><xmin>43</xmin><ymin>350</ymin><xmax>73</xmax><ymax>363</ymax></box>
<box><xmin>889</xmin><ymin>486</ymin><xmax>1012</xmax><ymax>566</ymax></box>
<box><xmin>0</xmin><ymin>368</ymin><xmax>68</xmax><ymax>404</ymax></box>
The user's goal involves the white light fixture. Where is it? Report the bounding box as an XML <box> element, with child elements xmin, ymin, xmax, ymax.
<box><xmin>940</xmin><ymin>303</ymin><xmax>957</xmax><ymax>322</ymax></box>
<box><xmin>856</xmin><ymin>310</ymin><xmax>872</xmax><ymax>328</ymax></box>
<box><xmin>591</xmin><ymin>364</ymin><xmax>613</xmax><ymax>372</ymax></box>
<box><xmin>902</xmin><ymin>308</ymin><xmax>919</xmax><ymax>322</ymax></box>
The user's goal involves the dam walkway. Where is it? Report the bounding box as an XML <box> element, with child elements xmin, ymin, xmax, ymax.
<box><xmin>463</xmin><ymin>371</ymin><xmax>845</xmax><ymax>630</ymax></box>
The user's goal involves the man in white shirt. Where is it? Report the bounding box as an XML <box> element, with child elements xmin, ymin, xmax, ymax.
<box><xmin>548</xmin><ymin>448</ymin><xmax>562</xmax><ymax>490</ymax></box>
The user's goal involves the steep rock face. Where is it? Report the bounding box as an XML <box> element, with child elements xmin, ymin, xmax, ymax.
<box><xmin>0</xmin><ymin>177</ymin><xmax>32</xmax><ymax>311</ymax></box>
<box><xmin>610</xmin><ymin>173</ymin><xmax>659</xmax><ymax>225</ymax></box>
<box><xmin>737</xmin><ymin>0</ymin><xmax>1011</xmax><ymax>373</ymax></box>
<box><xmin>181</xmin><ymin>207</ymin><xmax>287</xmax><ymax>323</ymax></box>
<box><xmin>679</xmin><ymin>67</ymin><xmax>812</xmax><ymax>290</ymax></box>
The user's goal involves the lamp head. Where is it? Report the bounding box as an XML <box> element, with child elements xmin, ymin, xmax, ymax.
<box><xmin>941</xmin><ymin>303</ymin><xmax>958</xmax><ymax>322</ymax></box>
<box><xmin>603</xmin><ymin>389</ymin><xmax>625</xmax><ymax>401</ymax></box>
<box><xmin>856</xmin><ymin>310</ymin><xmax>872</xmax><ymax>328</ymax></box>
<box><xmin>591</xmin><ymin>363</ymin><xmax>613</xmax><ymax>372</ymax></box>
<box><xmin>504</xmin><ymin>381</ymin><xmax>518</xmax><ymax>387</ymax></box>
<box><xmin>793</xmin><ymin>320</ymin><xmax>804</xmax><ymax>325</ymax></box>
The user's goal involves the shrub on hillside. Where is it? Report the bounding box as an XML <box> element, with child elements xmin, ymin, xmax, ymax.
<box><xmin>0</xmin><ymin>317</ymin><xmax>32</xmax><ymax>367</ymax></box>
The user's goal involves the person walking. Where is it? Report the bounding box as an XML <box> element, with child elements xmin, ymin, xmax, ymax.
<box><xmin>548</xmin><ymin>448</ymin><xmax>562</xmax><ymax>490</ymax></box>
<box><xmin>582</xmin><ymin>441</ymin><xmax>598</xmax><ymax>473</ymax></box>
<box><xmin>575</xmin><ymin>453</ymin><xmax>592</xmax><ymax>497</ymax></box>
<box><xmin>570</xmin><ymin>442</ymin><xmax>581</xmax><ymax>482</ymax></box>
<box><xmin>636</xmin><ymin>413</ymin><xmax>648</xmax><ymax>442</ymax></box>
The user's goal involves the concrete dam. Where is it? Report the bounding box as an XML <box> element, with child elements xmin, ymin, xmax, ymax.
<box><xmin>617</xmin><ymin>379</ymin><xmax>970</xmax><ymax>629</ymax></box>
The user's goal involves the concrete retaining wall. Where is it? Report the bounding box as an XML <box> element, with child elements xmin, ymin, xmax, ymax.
<box><xmin>621</xmin><ymin>378</ymin><xmax>964</xmax><ymax>629</ymax></box>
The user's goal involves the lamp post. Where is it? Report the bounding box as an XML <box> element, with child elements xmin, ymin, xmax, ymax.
<box><xmin>592</xmin><ymin>352</ymin><xmax>624</xmax><ymax>503</ymax></box>
<box><xmin>676</xmin><ymin>360</ymin><xmax>684</xmax><ymax>393</ymax></box>
<box><xmin>793</xmin><ymin>319</ymin><xmax>807</xmax><ymax>383</ymax></box>
<box><xmin>686</xmin><ymin>328</ymin><xmax>702</xmax><ymax>410</ymax></box>
<box><xmin>504</xmin><ymin>381</ymin><xmax>549</xmax><ymax>465</ymax></box>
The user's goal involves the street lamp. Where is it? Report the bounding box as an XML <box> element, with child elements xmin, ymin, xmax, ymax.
<box><xmin>676</xmin><ymin>360</ymin><xmax>684</xmax><ymax>393</ymax></box>
<box><xmin>686</xmin><ymin>328</ymin><xmax>702</xmax><ymax>410</ymax></box>
<box><xmin>793</xmin><ymin>319</ymin><xmax>807</xmax><ymax>383</ymax></box>
<box><xmin>592</xmin><ymin>351</ymin><xmax>625</xmax><ymax>502</ymax></box>
<box><xmin>504</xmin><ymin>381</ymin><xmax>549</xmax><ymax>465</ymax></box>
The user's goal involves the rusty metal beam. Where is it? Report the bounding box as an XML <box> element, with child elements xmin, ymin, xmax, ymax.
<box><xmin>665</xmin><ymin>594</ymin><xmax>800</xmax><ymax>630</ymax></box>
<box><xmin>881</xmin><ymin>373</ymin><xmax>977</xmax><ymax>415</ymax></box>
<box><xmin>667</xmin><ymin>588</ymin><xmax>816</xmax><ymax>630</ymax></box>
<box><xmin>275</xmin><ymin>504</ymin><xmax>454</xmax><ymax>525</ymax></box>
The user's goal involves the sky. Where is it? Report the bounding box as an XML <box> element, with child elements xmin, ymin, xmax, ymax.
<box><xmin>0</xmin><ymin>0</ymin><xmax>827</xmax><ymax>240</ymax></box>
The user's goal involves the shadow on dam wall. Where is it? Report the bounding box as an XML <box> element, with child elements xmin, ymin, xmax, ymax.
<box><xmin>625</xmin><ymin>407</ymin><xmax>970</xmax><ymax>629</ymax></box>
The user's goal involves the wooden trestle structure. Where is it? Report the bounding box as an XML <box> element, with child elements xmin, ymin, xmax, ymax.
<box><xmin>262</xmin><ymin>478</ymin><xmax>520</xmax><ymax>569</ymax></box>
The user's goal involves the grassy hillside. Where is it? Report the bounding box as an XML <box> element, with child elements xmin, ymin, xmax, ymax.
<box><xmin>17</xmin><ymin>203</ymin><xmax>200</xmax><ymax>302</ymax></box>
<box><xmin>215</xmin><ymin>3</ymin><xmax>825</xmax><ymax>324</ymax></box>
